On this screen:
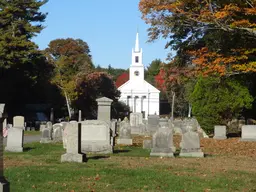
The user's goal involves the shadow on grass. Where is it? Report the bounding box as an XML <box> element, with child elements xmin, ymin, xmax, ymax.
<box><xmin>227</xmin><ymin>132</ymin><xmax>241</xmax><ymax>138</ymax></box>
<box><xmin>113</xmin><ymin>149</ymin><xmax>131</xmax><ymax>154</ymax></box>
<box><xmin>204</xmin><ymin>153</ymin><xmax>213</xmax><ymax>157</ymax></box>
<box><xmin>85</xmin><ymin>155</ymin><xmax>110</xmax><ymax>162</ymax></box>
<box><xmin>23</xmin><ymin>147</ymin><xmax>35</xmax><ymax>152</ymax></box>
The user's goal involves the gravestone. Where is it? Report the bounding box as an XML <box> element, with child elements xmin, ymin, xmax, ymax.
<box><xmin>52</xmin><ymin>124</ymin><xmax>63</xmax><ymax>142</ymax></box>
<box><xmin>81</xmin><ymin>120</ymin><xmax>112</xmax><ymax>154</ymax></box>
<box><xmin>5</xmin><ymin>127</ymin><xmax>24</xmax><ymax>152</ymax></box>
<box><xmin>117</xmin><ymin>118</ymin><xmax>132</xmax><ymax>145</ymax></box>
<box><xmin>130</xmin><ymin>113</ymin><xmax>144</xmax><ymax>135</ymax></box>
<box><xmin>0</xmin><ymin>104</ymin><xmax>10</xmax><ymax>191</ymax></box>
<box><xmin>61</xmin><ymin>122</ymin><xmax>69</xmax><ymax>149</ymax></box>
<box><xmin>96</xmin><ymin>97</ymin><xmax>113</xmax><ymax>122</ymax></box>
<box><xmin>179</xmin><ymin>131</ymin><xmax>204</xmax><ymax>157</ymax></box>
<box><xmin>173</xmin><ymin>119</ymin><xmax>183</xmax><ymax>134</ymax></box>
<box><xmin>61</xmin><ymin>122</ymin><xmax>84</xmax><ymax>163</ymax></box>
<box><xmin>13</xmin><ymin>116</ymin><xmax>24</xmax><ymax>128</ymax></box>
<box><xmin>241</xmin><ymin>125</ymin><xmax>256</xmax><ymax>141</ymax></box>
<box><xmin>40</xmin><ymin>124</ymin><xmax>46</xmax><ymax>132</ymax></box>
<box><xmin>143</xmin><ymin>140</ymin><xmax>152</xmax><ymax>149</ymax></box>
<box><xmin>130</xmin><ymin>113</ymin><xmax>143</xmax><ymax>127</ymax></box>
<box><xmin>147</xmin><ymin>115</ymin><xmax>160</xmax><ymax>133</ymax></box>
<box><xmin>40</xmin><ymin>122</ymin><xmax>53</xmax><ymax>143</ymax></box>
<box><xmin>213</xmin><ymin>125</ymin><xmax>227</xmax><ymax>139</ymax></box>
<box><xmin>5</xmin><ymin>116</ymin><xmax>24</xmax><ymax>152</ymax></box>
<box><xmin>150</xmin><ymin>122</ymin><xmax>175</xmax><ymax>157</ymax></box>
<box><xmin>116</xmin><ymin>118</ymin><xmax>121</xmax><ymax>133</ymax></box>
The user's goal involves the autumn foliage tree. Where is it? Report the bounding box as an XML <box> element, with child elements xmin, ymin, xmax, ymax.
<box><xmin>44</xmin><ymin>38</ymin><xmax>94</xmax><ymax>117</ymax></box>
<box><xmin>139</xmin><ymin>0</ymin><xmax>256</xmax><ymax>76</ymax></box>
<box><xmin>115</xmin><ymin>72</ymin><xmax>129</xmax><ymax>88</ymax></box>
<box><xmin>139</xmin><ymin>0</ymin><xmax>256</xmax><ymax>131</ymax></box>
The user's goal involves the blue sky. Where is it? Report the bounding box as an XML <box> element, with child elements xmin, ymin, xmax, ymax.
<box><xmin>33</xmin><ymin>0</ymin><xmax>170</xmax><ymax>69</ymax></box>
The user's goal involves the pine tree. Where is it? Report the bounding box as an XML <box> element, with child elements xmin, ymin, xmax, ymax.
<box><xmin>0</xmin><ymin>0</ymin><xmax>48</xmax><ymax>68</ymax></box>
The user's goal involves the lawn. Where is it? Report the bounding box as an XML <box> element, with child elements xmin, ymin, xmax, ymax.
<box><xmin>24</xmin><ymin>131</ymin><xmax>41</xmax><ymax>136</ymax></box>
<box><xmin>4</xmin><ymin>136</ymin><xmax>256</xmax><ymax>192</ymax></box>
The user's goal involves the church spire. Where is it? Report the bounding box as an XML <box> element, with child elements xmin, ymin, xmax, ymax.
<box><xmin>135</xmin><ymin>31</ymin><xmax>140</xmax><ymax>52</ymax></box>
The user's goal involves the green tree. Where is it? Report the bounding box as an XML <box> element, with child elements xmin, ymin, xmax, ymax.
<box><xmin>145</xmin><ymin>59</ymin><xmax>161</xmax><ymax>85</ymax></box>
<box><xmin>190</xmin><ymin>76</ymin><xmax>253</xmax><ymax>133</ymax></box>
<box><xmin>0</xmin><ymin>0</ymin><xmax>48</xmax><ymax>68</ymax></box>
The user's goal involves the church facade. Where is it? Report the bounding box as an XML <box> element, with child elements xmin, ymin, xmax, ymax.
<box><xmin>118</xmin><ymin>32</ymin><xmax>160</xmax><ymax>119</ymax></box>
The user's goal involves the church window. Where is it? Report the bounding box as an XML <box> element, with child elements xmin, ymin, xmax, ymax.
<box><xmin>135</xmin><ymin>56</ymin><xmax>139</xmax><ymax>63</ymax></box>
<box><xmin>134</xmin><ymin>71</ymin><xmax>139</xmax><ymax>76</ymax></box>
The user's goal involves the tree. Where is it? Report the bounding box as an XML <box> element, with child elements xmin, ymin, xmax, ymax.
<box><xmin>190</xmin><ymin>76</ymin><xmax>253</xmax><ymax>133</ymax></box>
<box><xmin>145</xmin><ymin>59</ymin><xmax>162</xmax><ymax>85</ymax></box>
<box><xmin>139</xmin><ymin>0</ymin><xmax>256</xmax><ymax>76</ymax></box>
<box><xmin>0</xmin><ymin>0</ymin><xmax>48</xmax><ymax>68</ymax></box>
<box><xmin>44</xmin><ymin>38</ymin><xmax>94</xmax><ymax>117</ymax></box>
<box><xmin>74</xmin><ymin>72</ymin><xmax>120</xmax><ymax>119</ymax></box>
<box><xmin>115</xmin><ymin>72</ymin><xmax>129</xmax><ymax>88</ymax></box>
<box><xmin>139</xmin><ymin>0</ymin><xmax>256</xmax><ymax>124</ymax></box>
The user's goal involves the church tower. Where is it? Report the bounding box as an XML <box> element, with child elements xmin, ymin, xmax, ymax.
<box><xmin>129</xmin><ymin>32</ymin><xmax>144</xmax><ymax>83</ymax></box>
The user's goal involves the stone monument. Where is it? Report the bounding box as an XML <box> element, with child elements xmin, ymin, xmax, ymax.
<box><xmin>117</xmin><ymin>118</ymin><xmax>132</xmax><ymax>145</ymax></box>
<box><xmin>150</xmin><ymin>121</ymin><xmax>175</xmax><ymax>157</ymax></box>
<box><xmin>96</xmin><ymin>97</ymin><xmax>113</xmax><ymax>122</ymax></box>
<box><xmin>179</xmin><ymin>131</ymin><xmax>204</xmax><ymax>157</ymax></box>
<box><xmin>61</xmin><ymin>122</ymin><xmax>84</xmax><ymax>163</ymax></box>
<box><xmin>81</xmin><ymin>120</ymin><xmax>113</xmax><ymax>154</ymax></box>
<box><xmin>213</xmin><ymin>125</ymin><xmax>227</xmax><ymax>140</ymax></box>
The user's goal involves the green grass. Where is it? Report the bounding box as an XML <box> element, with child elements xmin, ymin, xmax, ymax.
<box><xmin>4</xmin><ymin>143</ymin><xmax>256</xmax><ymax>192</ymax></box>
<box><xmin>24</xmin><ymin>131</ymin><xmax>41</xmax><ymax>136</ymax></box>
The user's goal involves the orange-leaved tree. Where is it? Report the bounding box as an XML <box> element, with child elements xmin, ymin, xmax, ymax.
<box><xmin>139</xmin><ymin>0</ymin><xmax>256</xmax><ymax>76</ymax></box>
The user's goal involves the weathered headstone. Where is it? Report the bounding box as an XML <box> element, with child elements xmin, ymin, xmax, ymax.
<box><xmin>130</xmin><ymin>113</ymin><xmax>145</xmax><ymax>134</ymax></box>
<box><xmin>117</xmin><ymin>118</ymin><xmax>132</xmax><ymax>145</ymax></box>
<box><xmin>5</xmin><ymin>127</ymin><xmax>24</xmax><ymax>152</ymax></box>
<box><xmin>39</xmin><ymin>124</ymin><xmax>46</xmax><ymax>132</ymax></box>
<box><xmin>143</xmin><ymin>140</ymin><xmax>152</xmax><ymax>149</ymax></box>
<box><xmin>213</xmin><ymin>125</ymin><xmax>227</xmax><ymax>139</ymax></box>
<box><xmin>13</xmin><ymin>116</ymin><xmax>24</xmax><ymax>128</ymax></box>
<box><xmin>147</xmin><ymin>115</ymin><xmax>160</xmax><ymax>133</ymax></box>
<box><xmin>240</xmin><ymin>125</ymin><xmax>256</xmax><ymax>141</ymax></box>
<box><xmin>52</xmin><ymin>124</ymin><xmax>63</xmax><ymax>142</ymax></box>
<box><xmin>130</xmin><ymin>113</ymin><xmax>143</xmax><ymax>127</ymax></box>
<box><xmin>61</xmin><ymin>122</ymin><xmax>69</xmax><ymax>149</ymax></box>
<box><xmin>96</xmin><ymin>97</ymin><xmax>113</xmax><ymax>122</ymax></box>
<box><xmin>0</xmin><ymin>104</ymin><xmax>10</xmax><ymax>191</ymax></box>
<box><xmin>5</xmin><ymin>116</ymin><xmax>24</xmax><ymax>152</ymax></box>
<box><xmin>179</xmin><ymin>131</ymin><xmax>204</xmax><ymax>157</ymax></box>
<box><xmin>150</xmin><ymin>122</ymin><xmax>175</xmax><ymax>157</ymax></box>
<box><xmin>173</xmin><ymin>119</ymin><xmax>183</xmax><ymax>134</ymax></box>
<box><xmin>40</xmin><ymin>122</ymin><xmax>53</xmax><ymax>143</ymax></box>
<box><xmin>81</xmin><ymin>120</ymin><xmax>112</xmax><ymax>154</ymax></box>
<box><xmin>61</xmin><ymin>122</ymin><xmax>84</xmax><ymax>163</ymax></box>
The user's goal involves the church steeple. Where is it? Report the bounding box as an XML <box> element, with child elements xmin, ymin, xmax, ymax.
<box><xmin>130</xmin><ymin>31</ymin><xmax>144</xmax><ymax>82</ymax></box>
<box><xmin>135</xmin><ymin>32</ymin><xmax>140</xmax><ymax>52</ymax></box>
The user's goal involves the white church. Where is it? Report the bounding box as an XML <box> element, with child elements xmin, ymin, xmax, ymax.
<box><xmin>118</xmin><ymin>32</ymin><xmax>160</xmax><ymax>119</ymax></box>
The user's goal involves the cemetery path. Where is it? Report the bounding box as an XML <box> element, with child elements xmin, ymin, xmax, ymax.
<box><xmin>3</xmin><ymin>135</ymin><xmax>41</xmax><ymax>145</ymax></box>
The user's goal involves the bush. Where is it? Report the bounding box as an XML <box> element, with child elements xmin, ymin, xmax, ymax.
<box><xmin>189</xmin><ymin>76</ymin><xmax>253</xmax><ymax>134</ymax></box>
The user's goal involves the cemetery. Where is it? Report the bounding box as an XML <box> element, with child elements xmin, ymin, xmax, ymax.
<box><xmin>1</xmin><ymin>98</ymin><xmax>256</xmax><ymax>191</ymax></box>
<box><xmin>0</xmin><ymin>0</ymin><xmax>256</xmax><ymax>192</ymax></box>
